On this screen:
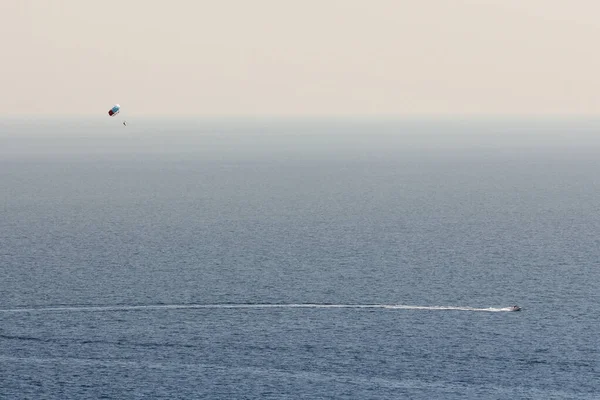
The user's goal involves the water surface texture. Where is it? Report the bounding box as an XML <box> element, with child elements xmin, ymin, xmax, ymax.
<box><xmin>1</xmin><ymin>118</ymin><xmax>599</xmax><ymax>399</ymax></box>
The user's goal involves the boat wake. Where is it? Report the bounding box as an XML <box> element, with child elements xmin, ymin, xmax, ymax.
<box><xmin>0</xmin><ymin>304</ymin><xmax>519</xmax><ymax>314</ymax></box>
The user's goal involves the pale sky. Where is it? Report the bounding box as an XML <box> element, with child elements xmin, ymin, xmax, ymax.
<box><xmin>1</xmin><ymin>0</ymin><xmax>599</xmax><ymax>116</ymax></box>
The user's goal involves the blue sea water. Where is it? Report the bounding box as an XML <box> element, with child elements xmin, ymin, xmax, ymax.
<box><xmin>0</xmin><ymin>118</ymin><xmax>599</xmax><ymax>399</ymax></box>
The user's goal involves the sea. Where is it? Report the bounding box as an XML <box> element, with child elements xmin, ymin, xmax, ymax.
<box><xmin>0</xmin><ymin>117</ymin><xmax>598</xmax><ymax>399</ymax></box>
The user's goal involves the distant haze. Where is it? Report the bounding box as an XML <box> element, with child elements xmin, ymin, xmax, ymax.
<box><xmin>1</xmin><ymin>0</ymin><xmax>599</xmax><ymax>116</ymax></box>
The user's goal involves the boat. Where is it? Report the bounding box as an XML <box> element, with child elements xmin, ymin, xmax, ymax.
<box><xmin>509</xmin><ymin>305</ymin><xmax>521</xmax><ymax>312</ymax></box>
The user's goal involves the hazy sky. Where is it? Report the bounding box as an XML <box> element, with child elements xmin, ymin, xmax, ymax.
<box><xmin>1</xmin><ymin>0</ymin><xmax>599</xmax><ymax>116</ymax></box>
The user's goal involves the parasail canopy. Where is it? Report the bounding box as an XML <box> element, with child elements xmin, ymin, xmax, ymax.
<box><xmin>108</xmin><ymin>104</ymin><xmax>120</xmax><ymax>116</ymax></box>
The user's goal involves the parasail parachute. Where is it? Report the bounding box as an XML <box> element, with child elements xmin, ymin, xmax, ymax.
<box><xmin>108</xmin><ymin>104</ymin><xmax>120</xmax><ymax>117</ymax></box>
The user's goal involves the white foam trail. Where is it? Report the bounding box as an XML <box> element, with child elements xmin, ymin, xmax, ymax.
<box><xmin>0</xmin><ymin>304</ymin><xmax>516</xmax><ymax>314</ymax></box>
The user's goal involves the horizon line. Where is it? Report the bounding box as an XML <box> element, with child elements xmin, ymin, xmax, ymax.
<box><xmin>2</xmin><ymin>114</ymin><xmax>600</xmax><ymax>120</ymax></box>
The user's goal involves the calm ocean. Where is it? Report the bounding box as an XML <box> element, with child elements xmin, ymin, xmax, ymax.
<box><xmin>1</xmin><ymin>118</ymin><xmax>599</xmax><ymax>399</ymax></box>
